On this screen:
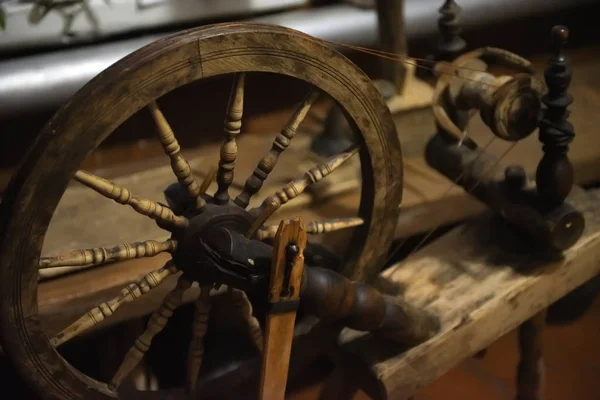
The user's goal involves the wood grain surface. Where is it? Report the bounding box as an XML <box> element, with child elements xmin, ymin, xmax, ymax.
<box><xmin>337</xmin><ymin>187</ymin><xmax>600</xmax><ymax>399</ymax></box>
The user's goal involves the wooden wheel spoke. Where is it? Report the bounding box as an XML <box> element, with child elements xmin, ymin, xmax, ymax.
<box><xmin>148</xmin><ymin>100</ymin><xmax>207</xmax><ymax>210</ymax></box>
<box><xmin>256</xmin><ymin>217</ymin><xmax>364</xmax><ymax>240</ymax></box>
<box><xmin>186</xmin><ymin>284</ymin><xmax>212</xmax><ymax>395</ymax></box>
<box><xmin>109</xmin><ymin>274</ymin><xmax>192</xmax><ymax>390</ymax></box>
<box><xmin>74</xmin><ymin>169</ymin><xmax>188</xmax><ymax>231</ymax></box>
<box><xmin>39</xmin><ymin>239</ymin><xmax>177</xmax><ymax>269</ymax></box>
<box><xmin>230</xmin><ymin>287</ymin><xmax>263</xmax><ymax>353</ymax></box>
<box><xmin>234</xmin><ymin>89</ymin><xmax>320</xmax><ymax>209</ymax></box>
<box><xmin>50</xmin><ymin>261</ymin><xmax>178</xmax><ymax>347</ymax></box>
<box><xmin>215</xmin><ymin>72</ymin><xmax>246</xmax><ymax>204</ymax></box>
<box><xmin>199</xmin><ymin>165</ymin><xmax>217</xmax><ymax>195</ymax></box>
<box><xmin>246</xmin><ymin>147</ymin><xmax>359</xmax><ymax>238</ymax></box>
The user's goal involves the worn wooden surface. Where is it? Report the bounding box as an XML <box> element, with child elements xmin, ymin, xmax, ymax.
<box><xmin>337</xmin><ymin>187</ymin><xmax>600</xmax><ymax>399</ymax></box>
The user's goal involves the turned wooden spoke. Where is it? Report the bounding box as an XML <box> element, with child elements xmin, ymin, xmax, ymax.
<box><xmin>230</xmin><ymin>287</ymin><xmax>263</xmax><ymax>353</ymax></box>
<box><xmin>215</xmin><ymin>72</ymin><xmax>245</xmax><ymax>204</ymax></box>
<box><xmin>74</xmin><ymin>170</ymin><xmax>188</xmax><ymax>230</ymax></box>
<box><xmin>235</xmin><ymin>90</ymin><xmax>321</xmax><ymax>209</ymax></box>
<box><xmin>148</xmin><ymin>100</ymin><xmax>206</xmax><ymax>210</ymax></box>
<box><xmin>256</xmin><ymin>217</ymin><xmax>364</xmax><ymax>240</ymax></box>
<box><xmin>246</xmin><ymin>147</ymin><xmax>359</xmax><ymax>238</ymax></box>
<box><xmin>186</xmin><ymin>284</ymin><xmax>212</xmax><ymax>395</ymax></box>
<box><xmin>50</xmin><ymin>261</ymin><xmax>178</xmax><ymax>347</ymax></box>
<box><xmin>110</xmin><ymin>275</ymin><xmax>192</xmax><ymax>390</ymax></box>
<box><xmin>39</xmin><ymin>239</ymin><xmax>177</xmax><ymax>269</ymax></box>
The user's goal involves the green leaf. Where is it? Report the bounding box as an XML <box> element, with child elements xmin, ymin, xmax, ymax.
<box><xmin>0</xmin><ymin>7</ymin><xmax>6</xmax><ymax>31</ymax></box>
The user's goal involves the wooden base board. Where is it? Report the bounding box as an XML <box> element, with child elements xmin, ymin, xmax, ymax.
<box><xmin>385</xmin><ymin>60</ymin><xmax>434</xmax><ymax>114</ymax></box>
<box><xmin>337</xmin><ymin>187</ymin><xmax>600</xmax><ymax>399</ymax></box>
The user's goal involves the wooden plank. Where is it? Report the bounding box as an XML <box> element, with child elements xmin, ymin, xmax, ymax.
<box><xmin>338</xmin><ymin>187</ymin><xmax>600</xmax><ymax>399</ymax></box>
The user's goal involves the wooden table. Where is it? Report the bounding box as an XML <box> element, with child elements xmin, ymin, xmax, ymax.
<box><xmin>336</xmin><ymin>187</ymin><xmax>600</xmax><ymax>399</ymax></box>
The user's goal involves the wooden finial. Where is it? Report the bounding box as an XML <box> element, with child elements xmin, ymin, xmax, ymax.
<box><xmin>535</xmin><ymin>25</ymin><xmax>575</xmax><ymax>206</ymax></box>
<box><xmin>436</xmin><ymin>0</ymin><xmax>466</xmax><ymax>61</ymax></box>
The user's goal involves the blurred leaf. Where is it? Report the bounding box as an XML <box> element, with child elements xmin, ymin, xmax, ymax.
<box><xmin>0</xmin><ymin>7</ymin><xmax>5</xmax><ymax>31</ymax></box>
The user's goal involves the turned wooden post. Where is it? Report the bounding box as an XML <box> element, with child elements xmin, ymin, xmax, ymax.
<box><xmin>516</xmin><ymin>310</ymin><xmax>546</xmax><ymax>400</ymax></box>
<box><xmin>376</xmin><ymin>0</ymin><xmax>408</xmax><ymax>94</ymax></box>
<box><xmin>420</xmin><ymin>0</ymin><xmax>467</xmax><ymax>77</ymax></box>
<box><xmin>436</xmin><ymin>0</ymin><xmax>466</xmax><ymax>61</ymax></box>
<box><xmin>536</xmin><ymin>26</ymin><xmax>575</xmax><ymax>207</ymax></box>
<box><xmin>515</xmin><ymin>24</ymin><xmax>575</xmax><ymax>400</ymax></box>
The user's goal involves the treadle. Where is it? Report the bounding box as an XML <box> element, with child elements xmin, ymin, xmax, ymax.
<box><xmin>338</xmin><ymin>187</ymin><xmax>600</xmax><ymax>399</ymax></box>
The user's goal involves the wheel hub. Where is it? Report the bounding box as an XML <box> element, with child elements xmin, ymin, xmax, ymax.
<box><xmin>172</xmin><ymin>202</ymin><xmax>255</xmax><ymax>282</ymax></box>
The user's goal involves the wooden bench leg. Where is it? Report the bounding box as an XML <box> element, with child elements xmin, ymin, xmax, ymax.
<box><xmin>318</xmin><ymin>364</ymin><xmax>360</xmax><ymax>400</ymax></box>
<box><xmin>317</xmin><ymin>349</ymin><xmax>390</xmax><ymax>400</ymax></box>
<box><xmin>516</xmin><ymin>310</ymin><xmax>547</xmax><ymax>400</ymax></box>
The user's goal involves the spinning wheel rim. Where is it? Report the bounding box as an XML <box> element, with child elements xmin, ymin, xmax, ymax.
<box><xmin>0</xmin><ymin>23</ymin><xmax>402</xmax><ymax>399</ymax></box>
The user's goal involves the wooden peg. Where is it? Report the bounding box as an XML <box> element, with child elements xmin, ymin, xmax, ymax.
<box><xmin>74</xmin><ymin>169</ymin><xmax>188</xmax><ymax>230</ymax></box>
<box><xmin>259</xmin><ymin>218</ymin><xmax>307</xmax><ymax>400</ymax></box>
<box><xmin>235</xmin><ymin>90</ymin><xmax>320</xmax><ymax>209</ymax></box>
<box><xmin>51</xmin><ymin>261</ymin><xmax>178</xmax><ymax>347</ymax></box>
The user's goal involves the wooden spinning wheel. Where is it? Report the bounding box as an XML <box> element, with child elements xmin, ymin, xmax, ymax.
<box><xmin>0</xmin><ymin>23</ymin><xmax>405</xmax><ymax>399</ymax></box>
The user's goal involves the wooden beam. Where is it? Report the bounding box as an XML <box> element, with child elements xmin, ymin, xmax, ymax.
<box><xmin>338</xmin><ymin>187</ymin><xmax>600</xmax><ymax>399</ymax></box>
